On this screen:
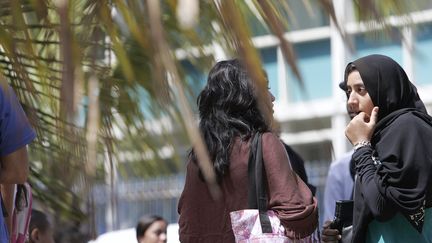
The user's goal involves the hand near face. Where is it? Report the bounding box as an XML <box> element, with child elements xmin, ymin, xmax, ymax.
<box><xmin>345</xmin><ymin>107</ymin><xmax>379</xmax><ymax>145</ymax></box>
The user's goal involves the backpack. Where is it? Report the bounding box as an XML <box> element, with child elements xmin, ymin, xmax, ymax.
<box><xmin>11</xmin><ymin>183</ymin><xmax>32</xmax><ymax>243</ymax></box>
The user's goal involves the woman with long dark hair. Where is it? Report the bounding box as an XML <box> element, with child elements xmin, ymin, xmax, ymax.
<box><xmin>178</xmin><ymin>59</ymin><xmax>318</xmax><ymax>242</ymax></box>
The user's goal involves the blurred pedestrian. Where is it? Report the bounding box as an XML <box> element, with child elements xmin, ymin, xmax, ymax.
<box><xmin>282</xmin><ymin>141</ymin><xmax>316</xmax><ymax>195</ymax></box>
<box><xmin>323</xmin><ymin>151</ymin><xmax>353</xmax><ymax>222</ymax></box>
<box><xmin>136</xmin><ymin>215</ymin><xmax>167</xmax><ymax>243</ymax></box>
<box><xmin>28</xmin><ymin>209</ymin><xmax>55</xmax><ymax>243</ymax></box>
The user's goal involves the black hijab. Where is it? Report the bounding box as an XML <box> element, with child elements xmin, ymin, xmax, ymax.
<box><xmin>343</xmin><ymin>54</ymin><xmax>426</xmax><ymax>120</ymax></box>
<box><xmin>342</xmin><ymin>54</ymin><xmax>432</xmax><ymax>241</ymax></box>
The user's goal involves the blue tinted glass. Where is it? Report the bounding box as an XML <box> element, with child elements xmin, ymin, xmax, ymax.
<box><xmin>415</xmin><ymin>23</ymin><xmax>432</xmax><ymax>85</ymax></box>
<box><xmin>287</xmin><ymin>39</ymin><xmax>332</xmax><ymax>102</ymax></box>
<box><xmin>260</xmin><ymin>48</ymin><xmax>279</xmax><ymax>100</ymax></box>
<box><xmin>248</xmin><ymin>15</ymin><xmax>271</xmax><ymax>37</ymax></box>
<box><xmin>284</xmin><ymin>0</ymin><xmax>330</xmax><ymax>31</ymax></box>
<box><xmin>180</xmin><ymin>60</ymin><xmax>207</xmax><ymax>113</ymax></box>
<box><xmin>181</xmin><ymin>60</ymin><xmax>207</xmax><ymax>96</ymax></box>
<box><xmin>353</xmin><ymin>33</ymin><xmax>402</xmax><ymax>64</ymax></box>
<box><xmin>137</xmin><ymin>87</ymin><xmax>155</xmax><ymax>118</ymax></box>
<box><xmin>249</xmin><ymin>1</ymin><xmax>329</xmax><ymax>37</ymax></box>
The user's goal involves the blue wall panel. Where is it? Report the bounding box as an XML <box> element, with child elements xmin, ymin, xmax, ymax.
<box><xmin>287</xmin><ymin>39</ymin><xmax>332</xmax><ymax>102</ymax></box>
<box><xmin>415</xmin><ymin>23</ymin><xmax>432</xmax><ymax>85</ymax></box>
<box><xmin>353</xmin><ymin>33</ymin><xmax>402</xmax><ymax>65</ymax></box>
<box><xmin>260</xmin><ymin>48</ymin><xmax>279</xmax><ymax>100</ymax></box>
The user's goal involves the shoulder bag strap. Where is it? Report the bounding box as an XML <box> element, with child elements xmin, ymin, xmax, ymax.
<box><xmin>247</xmin><ymin>133</ymin><xmax>259</xmax><ymax>209</ymax></box>
<box><xmin>248</xmin><ymin>132</ymin><xmax>273</xmax><ymax>233</ymax></box>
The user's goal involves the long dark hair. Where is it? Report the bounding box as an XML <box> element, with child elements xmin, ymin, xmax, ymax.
<box><xmin>190</xmin><ymin>59</ymin><xmax>270</xmax><ymax>182</ymax></box>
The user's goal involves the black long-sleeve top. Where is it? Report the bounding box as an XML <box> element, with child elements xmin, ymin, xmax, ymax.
<box><xmin>351</xmin><ymin>110</ymin><xmax>432</xmax><ymax>243</ymax></box>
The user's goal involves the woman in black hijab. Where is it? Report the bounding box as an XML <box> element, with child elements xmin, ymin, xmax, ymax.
<box><xmin>322</xmin><ymin>54</ymin><xmax>432</xmax><ymax>243</ymax></box>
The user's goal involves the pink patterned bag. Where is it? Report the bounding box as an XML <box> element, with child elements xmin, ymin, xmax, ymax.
<box><xmin>230</xmin><ymin>133</ymin><xmax>319</xmax><ymax>243</ymax></box>
<box><xmin>230</xmin><ymin>209</ymin><xmax>288</xmax><ymax>242</ymax></box>
<box><xmin>230</xmin><ymin>209</ymin><xmax>320</xmax><ymax>242</ymax></box>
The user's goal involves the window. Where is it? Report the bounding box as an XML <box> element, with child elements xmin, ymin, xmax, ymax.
<box><xmin>180</xmin><ymin>59</ymin><xmax>207</xmax><ymax>99</ymax></box>
<box><xmin>282</xmin><ymin>0</ymin><xmax>330</xmax><ymax>31</ymax></box>
<box><xmin>248</xmin><ymin>0</ymin><xmax>330</xmax><ymax>37</ymax></box>
<box><xmin>353</xmin><ymin>32</ymin><xmax>402</xmax><ymax>64</ymax></box>
<box><xmin>260</xmin><ymin>47</ymin><xmax>279</xmax><ymax>100</ymax></box>
<box><xmin>287</xmin><ymin>39</ymin><xmax>332</xmax><ymax>102</ymax></box>
<box><xmin>414</xmin><ymin>23</ymin><xmax>432</xmax><ymax>85</ymax></box>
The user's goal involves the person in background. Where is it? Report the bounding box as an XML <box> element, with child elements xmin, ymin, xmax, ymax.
<box><xmin>274</xmin><ymin>123</ymin><xmax>316</xmax><ymax>195</ymax></box>
<box><xmin>282</xmin><ymin>142</ymin><xmax>316</xmax><ymax>196</ymax></box>
<box><xmin>0</xmin><ymin>79</ymin><xmax>36</xmax><ymax>243</ymax></box>
<box><xmin>136</xmin><ymin>215</ymin><xmax>167</xmax><ymax>243</ymax></box>
<box><xmin>178</xmin><ymin>59</ymin><xmax>318</xmax><ymax>242</ymax></box>
<box><xmin>322</xmin><ymin>151</ymin><xmax>353</xmax><ymax>222</ymax></box>
<box><xmin>28</xmin><ymin>209</ymin><xmax>55</xmax><ymax>243</ymax></box>
<box><xmin>323</xmin><ymin>103</ymin><xmax>356</xmax><ymax>222</ymax></box>
<box><xmin>322</xmin><ymin>54</ymin><xmax>432</xmax><ymax>242</ymax></box>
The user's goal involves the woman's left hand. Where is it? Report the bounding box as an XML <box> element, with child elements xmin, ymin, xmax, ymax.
<box><xmin>345</xmin><ymin>107</ymin><xmax>378</xmax><ymax>145</ymax></box>
<box><xmin>321</xmin><ymin>220</ymin><xmax>341</xmax><ymax>243</ymax></box>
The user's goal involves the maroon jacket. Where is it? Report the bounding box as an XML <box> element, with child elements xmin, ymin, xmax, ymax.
<box><xmin>178</xmin><ymin>132</ymin><xmax>318</xmax><ymax>242</ymax></box>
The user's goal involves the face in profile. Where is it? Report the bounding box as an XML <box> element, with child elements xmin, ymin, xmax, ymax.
<box><xmin>262</xmin><ymin>71</ymin><xmax>275</xmax><ymax>115</ymax></box>
<box><xmin>264</xmin><ymin>88</ymin><xmax>276</xmax><ymax>129</ymax></box>
<box><xmin>266</xmin><ymin>89</ymin><xmax>275</xmax><ymax>114</ymax></box>
<box><xmin>260</xmin><ymin>72</ymin><xmax>275</xmax><ymax>128</ymax></box>
<box><xmin>138</xmin><ymin>220</ymin><xmax>168</xmax><ymax>243</ymax></box>
<box><xmin>346</xmin><ymin>70</ymin><xmax>374</xmax><ymax>119</ymax></box>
